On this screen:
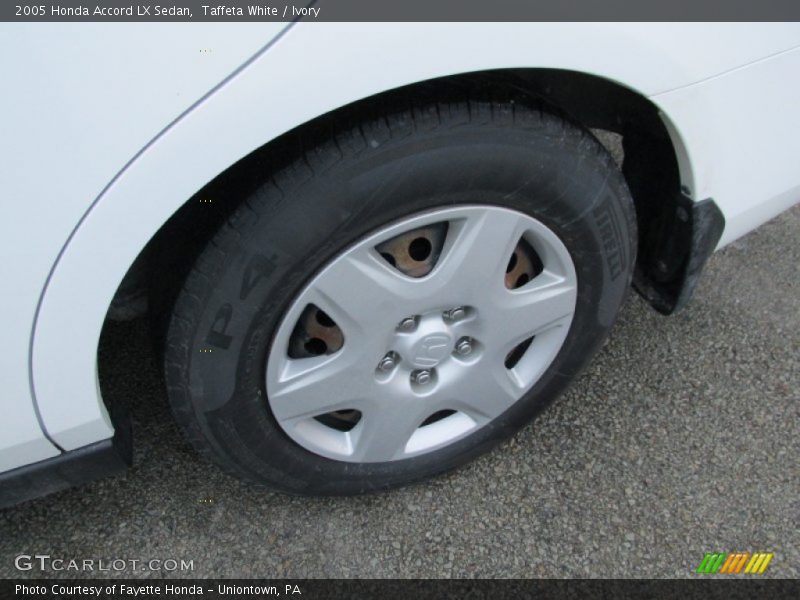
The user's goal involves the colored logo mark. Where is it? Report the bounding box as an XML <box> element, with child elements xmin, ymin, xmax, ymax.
<box><xmin>696</xmin><ymin>552</ymin><xmax>773</xmax><ymax>574</ymax></box>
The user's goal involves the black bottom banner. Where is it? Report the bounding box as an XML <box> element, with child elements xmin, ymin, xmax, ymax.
<box><xmin>3</xmin><ymin>579</ymin><xmax>799</xmax><ymax>600</ymax></box>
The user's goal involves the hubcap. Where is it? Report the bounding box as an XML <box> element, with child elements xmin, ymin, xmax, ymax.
<box><xmin>266</xmin><ymin>206</ymin><xmax>578</xmax><ymax>462</ymax></box>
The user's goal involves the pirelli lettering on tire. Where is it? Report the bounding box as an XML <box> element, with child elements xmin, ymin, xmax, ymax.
<box><xmin>592</xmin><ymin>201</ymin><xmax>625</xmax><ymax>281</ymax></box>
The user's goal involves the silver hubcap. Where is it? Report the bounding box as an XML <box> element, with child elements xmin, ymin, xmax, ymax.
<box><xmin>266</xmin><ymin>206</ymin><xmax>578</xmax><ymax>462</ymax></box>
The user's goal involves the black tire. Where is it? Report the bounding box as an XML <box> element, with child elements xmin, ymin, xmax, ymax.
<box><xmin>164</xmin><ymin>96</ymin><xmax>636</xmax><ymax>495</ymax></box>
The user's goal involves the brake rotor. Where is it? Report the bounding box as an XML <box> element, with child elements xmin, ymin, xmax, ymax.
<box><xmin>375</xmin><ymin>223</ymin><xmax>448</xmax><ymax>278</ymax></box>
<box><xmin>288</xmin><ymin>305</ymin><xmax>344</xmax><ymax>358</ymax></box>
<box><xmin>505</xmin><ymin>239</ymin><xmax>539</xmax><ymax>289</ymax></box>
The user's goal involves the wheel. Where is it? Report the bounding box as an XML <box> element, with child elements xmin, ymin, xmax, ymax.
<box><xmin>164</xmin><ymin>96</ymin><xmax>636</xmax><ymax>495</ymax></box>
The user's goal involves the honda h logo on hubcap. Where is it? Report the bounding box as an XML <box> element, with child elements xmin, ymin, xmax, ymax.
<box><xmin>411</xmin><ymin>333</ymin><xmax>452</xmax><ymax>368</ymax></box>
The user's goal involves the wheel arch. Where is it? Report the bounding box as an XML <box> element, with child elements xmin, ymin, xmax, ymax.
<box><xmin>119</xmin><ymin>68</ymin><xmax>695</xmax><ymax>323</ymax></box>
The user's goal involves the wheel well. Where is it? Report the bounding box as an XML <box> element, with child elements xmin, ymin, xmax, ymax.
<box><xmin>105</xmin><ymin>68</ymin><xmax>685</xmax><ymax>330</ymax></box>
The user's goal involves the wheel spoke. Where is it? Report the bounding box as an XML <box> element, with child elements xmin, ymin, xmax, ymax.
<box><xmin>269</xmin><ymin>352</ymin><xmax>370</xmax><ymax>421</ymax></box>
<box><xmin>447</xmin><ymin>362</ymin><xmax>520</xmax><ymax>422</ymax></box>
<box><xmin>350</xmin><ymin>403</ymin><xmax>428</xmax><ymax>462</ymax></box>
<box><xmin>420</xmin><ymin>208</ymin><xmax>527</xmax><ymax>296</ymax></box>
<box><xmin>305</xmin><ymin>249</ymin><xmax>408</xmax><ymax>334</ymax></box>
<box><xmin>485</xmin><ymin>271</ymin><xmax>576</xmax><ymax>351</ymax></box>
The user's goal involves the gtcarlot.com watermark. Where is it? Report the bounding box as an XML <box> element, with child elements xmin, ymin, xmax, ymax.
<box><xmin>14</xmin><ymin>554</ymin><xmax>194</xmax><ymax>573</ymax></box>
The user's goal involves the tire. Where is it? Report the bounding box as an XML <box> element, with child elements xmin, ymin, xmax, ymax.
<box><xmin>164</xmin><ymin>96</ymin><xmax>636</xmax><ymax>495</ymax></box>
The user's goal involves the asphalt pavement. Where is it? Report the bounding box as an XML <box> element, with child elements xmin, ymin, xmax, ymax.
<box><xmin>1</xmin><ymin>201</ymin><xmax>797</xmax><ymax>579</ymax></box>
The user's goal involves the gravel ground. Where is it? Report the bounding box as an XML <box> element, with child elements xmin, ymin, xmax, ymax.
<box><xmin>1</xmin><ymin>200</ymin><xmax>797</xmax><ymax>579</ymax></box>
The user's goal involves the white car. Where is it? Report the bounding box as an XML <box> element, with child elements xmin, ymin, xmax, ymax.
<box><xmin>1</xmin><ymin>23</ymin><xmax>799</xmax><ymax>504</ymax></box>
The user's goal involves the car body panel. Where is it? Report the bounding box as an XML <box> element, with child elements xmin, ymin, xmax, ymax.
<box><xmin>652</xmin><ymin>46</ymin><xmax>800</xmax><ymax>245</ymax></box>
<box><xmin>0</xmin><ymin>23</ymin><xmax>287</xmax><ymax>466</ymax></box>
<box><xmin>1</xmin><ymin>23</ymin><xmax>799</xmax><ymax>470</ymax></box>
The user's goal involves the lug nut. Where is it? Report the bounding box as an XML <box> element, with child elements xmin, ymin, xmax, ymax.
<box><xmin>378</xmin><ymin>353</ymin><xmax>397</xmax><ymax>372</ymax></box>
<box><xmin>398</xmin><ymin>316</ymin><xmax>417</xmax><ymax>331</ymax></box>
<box><xmin>455</xmin><ymin>337</ymin><xmax>473</xmax><ymax>356</ymax></box>
<box><xmin>444</xmin><ymin>306</ymin><xmax>467</xmax><ymax>322</ymax></box>
<box><xmin>411</xmin><ymin>369</ymin><xmax>433</xmax><ymax>385</ymax></box>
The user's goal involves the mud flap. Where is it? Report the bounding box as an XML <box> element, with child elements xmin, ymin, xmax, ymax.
<box><xmin>633</xmin><ymin>194</ymin><xmax>725</xmax><ymax>314</ymax></box>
